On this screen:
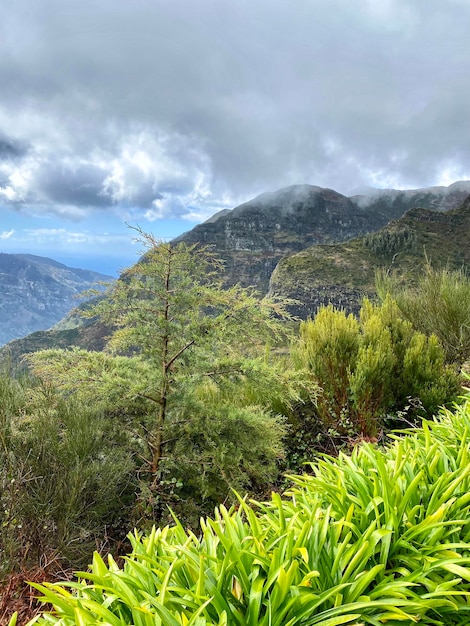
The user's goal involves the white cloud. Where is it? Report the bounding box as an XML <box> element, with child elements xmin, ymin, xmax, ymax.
<box><xmin>435</xmin><ymin>163</ymin><xmax>470</xmax><ymax>188</ymax></box>
<box><xmin>0</xmin><ymin>185</ymin><xmax>17</xmax><ymax>201</ymax></box>
<box><xmin>0</xmin><ymin>229</ymin><xmax>14</xmax><ymax>240</ymax></box>
<box><xmin>23</xmin><ymin>228</ymin><xmax>129</xmax><ymax>247</ymax></box>
<box><xmin>0</xmin><ymin>157</ymin><xmax>37</xmax><ymax>202</ymax></box>
<box><xmin>0</xmin><ymin>0</ymin><xmax>469</xmax><ymax>227</ymax></box>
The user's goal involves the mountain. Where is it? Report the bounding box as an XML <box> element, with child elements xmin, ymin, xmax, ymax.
<box><xmin>175</xmin><ymin>181</ymin><xmax>470</xmax><ymax>293</ymax></box>
<box><xmin>2</xmin><ymin>181</ymin><xmax>470</xmax><ymax>364</ymax></box>
<box><xmin>0</xmin><ymin>253</ymin><xmax>112</xmax><ymax>346</ymax></box>
<box><xmin>268</xmin><ymin>194</ymin><xmax>470</xmax><ymax>318</ymax></box>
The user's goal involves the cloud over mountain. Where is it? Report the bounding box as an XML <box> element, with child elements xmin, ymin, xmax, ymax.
<box><xmin>0</xmin><ymin>0</ymin><xmax>469</xmax><ymax>236</ymax></box>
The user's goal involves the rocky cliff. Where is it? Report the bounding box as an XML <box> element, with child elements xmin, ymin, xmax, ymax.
<box><xmin>176</xmin><ymin>181</ymin><xmax>470</xmax><ymax>293</ymax></box>
<box><xmin>268</xmin><ymin>194</ymin><xmax>470</xmax><ymax>318</ymax></box>
<box><xmin>176</xmin><ymin>185</ymin><xmax>377</xmax><ymax>292</ymax></box>
<box><xmin>0</xmin><ymin>254</ymin><xmax>112</xmax><ymax>345</ymax></box>
<box><xmin>2</xmin><ymin>181</ymin><xmax>470</xmax><ymax>362</ymax></box>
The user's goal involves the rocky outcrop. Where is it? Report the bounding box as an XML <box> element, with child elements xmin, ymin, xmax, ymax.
<box><xmin>176</xmin><ymin>185</ymin><xmax>384</xmax><ymax>292</ymax></box>
<box><xmin>176</xmin><ymin>182</ymin><xmax>470</xmax><ymax>293</ymax></box>
<box><xmin>3</xmin><ymin>181</ymin><xmax>470</xmax><ymax>361</ymax></box>
<box><xmin>268</xmin><ymin>195</ymin><xmax>470</xmax><ymax>318</ymax></box>
<box><xmin>0</xmin><ymin>254</ymin><xmax>112</xmax><ymax>345</ymax></box>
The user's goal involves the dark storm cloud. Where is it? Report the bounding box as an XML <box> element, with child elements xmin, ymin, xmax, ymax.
<box><xmin>1</xmin><ymin>0</ymin><xmax>469</xmax><ymax>222</ymax></box>
<box><xmin>0</xmin><ymin>134</ymin><xmax>28</xmax><ymax>161</ymax></box>
<box><xmin>36</xmin><ymin>162</ymin><xmax>112</xmax><ymax>208</ymax></box>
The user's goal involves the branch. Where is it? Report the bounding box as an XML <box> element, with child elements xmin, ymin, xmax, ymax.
<box><xmin>165</xmin><ymin>339</ymin><xmax>195</xmax><ymax>371</ymax></box>
<box><xmin>135</xmin><ymin>391</ymin><xmax>160</xmax><ymax>404</ymax></box>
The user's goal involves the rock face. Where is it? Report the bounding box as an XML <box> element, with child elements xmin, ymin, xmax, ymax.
<box><xmin>0</xmin><ymin>254</ymin><xmax>112</xmax><ymax>345</ymax></box>
<box><xmin>176</xmin><ymin>185</ymin><xmax>381</xmax><ymax>292</ymax></box>
<box><xmin>2</xmin><ymin>181</ymin><xmax>470</xmax><ymax>362</ymax></box>
<box><xmin>268</xmin><ymin>194</ymin><xmax>470</xmax><ymax>318</ymax></box>
<box><xmin>176</xmin><ymin>182</ymin><xmax>470</xmax><ymax>293</ymax></box>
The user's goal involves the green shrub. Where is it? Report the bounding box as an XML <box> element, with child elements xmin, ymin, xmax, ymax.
<box><xmin>293</xmin><ymin>296</ymin><xmax>460</xmax><ymax>436</ymax></box>
<box><xmin>28</xmin><ymin>391</ymin><xmax>470</xmax><ymax>625</ymax></box>
<box><xmin>376</xmin><ymin>263</ymin><xmax>470</xmax><ymax>369</ymax></box>
<box><xmin>292</xmin><ymin>305</ymin><xmax>359</xmax><ymax>428</ymax></box>
<box><xmin>135</xmin><ymin>399</ymin><xmax>287</xmax><ymax>528</ymax></box>
<box><xmin>0</xmin><ymin>374</ymin><xmax>136</xmax><ymax>574</ymax></box>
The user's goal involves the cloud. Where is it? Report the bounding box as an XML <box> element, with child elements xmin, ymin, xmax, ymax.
<box><xmin>23</xmin><ymin>227</ymin><xmax>131</xmax><ymax>248</ymax></box>
<box><xmin>0</xmin><ymin>0</ymin><xmax>469</xmax><ymax>226</ymax></box>
<box><xmin>100</xmin><ymin>130</ymin><xmax>214</xmax><ymax>218</ymax></box>
<box><xmin>0</xmin><ymin>134</ymin><xmax>28</xmax><ymax>161</ymax></box>
<box><xmin>0</xmin><ymin>125</ymin><xmax>219</xmax><ymax>220</ymax></box>
<box><xmin>0</xmin><ymin>229</ymin><xmax>14</xmax><ymax>240</ymax></box>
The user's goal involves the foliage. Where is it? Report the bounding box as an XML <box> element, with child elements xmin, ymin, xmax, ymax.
<box><xmin>270</xmin><ymin>198</ymin><xmax>470</xmax><ymax>319</ymax></box>
<box><xmin>0</xmin><ymin>371</ymin><xmax>135</xmax><ymax>574</ymax></box>
<box><xmin>293</xmin><ymin>305</ymin><xmax>359</xmax><ymax>424</ymax></box>
<box><xmin>26</xmin><ymin>229</ymin><xmax>297</xmax><ymax>524</ymax></box>
<box><xmin>377</xmin><ymin>262</ymin><xmax>470</xmax><ymax>369</ymax></box>
<box><xmin>363</xmin><ymin>226</ymin><xmax>418</xmax><ymax>257</ymax></box>
<box><xmin>28</xmin><ymin>390</ymin><xmax>470</xmax><ymax>625</ymax></box>
<box><xmin>292</xmin><ymin>296</ymin><xmax>459</xmax><ymax>436</ymax></box>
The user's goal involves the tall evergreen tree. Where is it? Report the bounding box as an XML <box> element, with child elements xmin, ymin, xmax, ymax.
<box><xmin>27</xmin><ymin>228</ymin><xmax>296</xmax><ymax>522</ymax></box>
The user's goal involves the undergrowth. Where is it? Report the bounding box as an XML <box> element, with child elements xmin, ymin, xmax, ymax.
<box><xmin>21</xmin><ymin>389</ymin><xmax>470</xmax><ymax>625</ymax></box>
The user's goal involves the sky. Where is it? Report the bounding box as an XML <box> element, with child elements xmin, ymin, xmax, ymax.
<box><xmin>1</xmin><ymin>0</ymin><xmax>470</xmax><ymax>276</ymax></box>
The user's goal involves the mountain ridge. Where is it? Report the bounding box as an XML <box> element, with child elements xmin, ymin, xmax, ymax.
<box><xmin>175</xmin><ymin>181</ymin><xmax>470</xmax><ymax>292</ymax></box>
<box><xmin>268</xmin><ymin>194</ymin><xmax>470</xmax><ymax>318</ymax></box>
<box><xmin>2</xmin><ymin>181</ymin><xmax>470</xmax><ymax>361</ymax></box>
<box><xmin>0</xmin><ymin>253</ymin><xmax>112</xmax><ymax>346</ymax></box>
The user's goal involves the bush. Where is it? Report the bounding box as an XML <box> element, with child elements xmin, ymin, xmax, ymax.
<box><xmin>292</xmin><ymin>296</ymin><xmax>460</xmax><ymax>436</ymax></box>
<box><xmin>28</xmin><ymin>391</ymin><xmax>470</xmax><ymax>625</ymax></box>
<box><xmin>134</xmin><ymin>400</ymin><xmax>287</xmax><ymax>529</ymax></box>
<box><xmin>377</xmin><ymin>263</ymin><xmax>470</xmax><ymax>369</ymax></box>
<box><xmin>0</xmin><ymin>373</ymin><xmax>136</xmax><ymax>574</ymax></box>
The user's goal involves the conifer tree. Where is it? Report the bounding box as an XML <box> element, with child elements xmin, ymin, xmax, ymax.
<box><xmin>27</xmin><ymin>228</ymin><xmax>296</xmax><ymax>521</ymax></box>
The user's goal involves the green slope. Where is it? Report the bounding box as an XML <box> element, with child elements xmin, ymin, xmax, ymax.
<box><xmin>269</xmin><ymin>196</ymin><xmax>470</xmax><ymax>318</ymax></box>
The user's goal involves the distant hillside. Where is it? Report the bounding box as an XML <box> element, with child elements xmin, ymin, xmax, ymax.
<box><xmin>0</xmin><ymin>253</ymin><xmax>112</xmax><ymax>345</ymax></box>
<box><xmin>3</xmin><ymin>181</ymin><xmax>470</xmax><ymax>364</ymax></box>
<box><xmin>269</xmin><ymin>194</ymin><xmax>470</xmax><ymax>318</ymax></box>
<box><xmin>176</xmin><ymin>181</ymin><xmax>470</xmax><ymax>293</ymax></box>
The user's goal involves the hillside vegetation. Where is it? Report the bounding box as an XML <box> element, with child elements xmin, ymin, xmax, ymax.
<box><xmin>0</xmin><ymin>254</ymin><xmax>111</xmax><ymax>346</ymax></box>
<box><xmin>270</xmin><ymin>196</ymin><xmax>470</xmax><ymax>317</ymax></box>
<box><xmin>2</xmin><ymin>226</ymin><xmax>470</xmax><ymax>625</ymax></box>
<box><xmin>21</xmin><ymin>392</ymin><xmax>470</xmax><ymax>625</ymax></box>
<box><xmin>176</xmin><ymin>182</ymin><xmax>470</xmax><ymax>293</ymax></box>
<box><xmin>2</xmin><ymin>187</ymin><xmax>470</xmax><ymax>362</ymax></box>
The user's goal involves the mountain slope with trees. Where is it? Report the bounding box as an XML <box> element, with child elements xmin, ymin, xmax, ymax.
<box><xmin>2</xmin><ymin>228</ymin><xmax>468</xmax><ymax>624</ymax></box>
<box><xmin>176</xmin><ymin>181</ymin><xmax>470</xmax><ymax>292</ymax></box>
<box><xmin>269</xmin><ymin>194</ymin><xmax>470</xmax><ymax>318</ymax></box>
<box><xmin>1</xmin><ymin>183</ymin><xmax>469</xmax><ymax>363</ymax></box>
